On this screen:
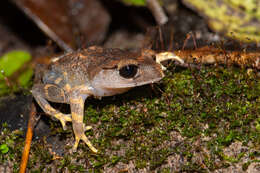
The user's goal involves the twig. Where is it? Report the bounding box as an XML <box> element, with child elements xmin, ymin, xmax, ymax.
<box><xmin>146</xmin><ymin>0</ymin><xmax>168</xmax><ymax>25</ymax></box>
<box><xmin>174</xmin><ymin>46</ymin><xmax>260</xmax><ymax>69</ymax></box>
<box><xmin>182</xmin><ymin>32</ymin><xmax>197</xmax><ymax>50</ymax></box>
<box><xmin>19</xmin><ymin>103</ymin><xmax>39</xmax><ymax>173</ymax></box>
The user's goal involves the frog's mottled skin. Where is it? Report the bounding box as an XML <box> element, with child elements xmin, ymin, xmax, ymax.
<box><xmin>32</xmin><ymin>46</ymin><xmax>164</xmax><ymax>152</ymax></box>
<box><xmin>182</xmin><ymin>0</ymin><xmax>260</xmax><ymax>42</ymax></box>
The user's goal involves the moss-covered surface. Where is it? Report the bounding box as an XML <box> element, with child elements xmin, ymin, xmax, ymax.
<box><xmin>182</xmin><ymin>0</ymin><xmax>260</xmax><ymax>43</ymax></box>
<box><xmin>0</xmin><ymin>65</ymin><xmax>259</xmax><ymax>172</ymax></box>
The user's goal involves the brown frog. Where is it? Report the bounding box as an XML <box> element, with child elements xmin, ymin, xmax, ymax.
<box><xmin>31</xmin><ymin>46</ymin><xmax>167</xmax><ymax>153</ymax></box>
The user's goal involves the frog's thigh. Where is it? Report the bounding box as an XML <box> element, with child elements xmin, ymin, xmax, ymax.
<box><xmin>32</xmin><ymin>84</ymin><xmax>71</xmax><ymax>129</ymax></box>
<box><xmin>38</xmin><ymin>83</ymin><xmax>69</xmax><ymax>103</ymax></box>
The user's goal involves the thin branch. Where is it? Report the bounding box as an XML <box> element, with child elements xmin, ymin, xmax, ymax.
<box><xmin>146</xmin><ymin>0</ymin><xmax>168</xmax><ymax>25</ymax></box>
<box><xmin>19</xmin><ymin>103</ymin><xmax>39</xmax><ymax>173</ymax></box>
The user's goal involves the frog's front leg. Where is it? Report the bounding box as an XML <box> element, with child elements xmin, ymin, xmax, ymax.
<box><xmin>32</xmin><ymin>84</ymin><xmax>72</xmax><ymax>130</ymax></box>
<box><xmin>70</xmin><ymin>94</ymin><xmax>98</xmax><ymax>153</ymax></box>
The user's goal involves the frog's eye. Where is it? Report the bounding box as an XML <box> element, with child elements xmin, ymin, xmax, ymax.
<box><xmin>119</xmin><ymin>64</ymin><xmax>138</xmax><ymax>79</ymax></box>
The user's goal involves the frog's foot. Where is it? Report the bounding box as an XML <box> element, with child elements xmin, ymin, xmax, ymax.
<box><xmin>72</xmin><ymin>130</ymin><xmax>98</xmax><ymax>153</ymax></box>
<box><xmin>156</xmin><ymin>52</ymin><xmax>184</xmax><ymax>70</ymax></box>
<box><xmin>85</xmin><ymin>125</ymin><xmax>92</xmax><ymax>131</ymax></box>
<box><xmin>54</xmin><ymin>113</ymin><xmax>72</xmax><ymax>130</ymax></box>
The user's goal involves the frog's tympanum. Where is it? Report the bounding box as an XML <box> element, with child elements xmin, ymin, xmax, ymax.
<box><xmin>32</xmin><ymin>46</ymin><xmax>164</xmax><ymax>153</ymax></box>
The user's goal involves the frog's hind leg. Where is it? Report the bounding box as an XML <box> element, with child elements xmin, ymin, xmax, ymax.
<box><xmin>70</xmin><ymin>96</ymin><xmax>98</xmax><ymax>153</ymax></box>
<box><xmin>31</xmin><ymin>83</ymin><xmax>72</xmax><ymax>130</ymax></box>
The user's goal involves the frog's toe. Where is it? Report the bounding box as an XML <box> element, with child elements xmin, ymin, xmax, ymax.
<box><xmin>60</xmin><ymin>119</ymin><xmax>68</xmax><ymax>130</ymax></box>
<box><xmin>72</xmin><ymin>137</ymin><xmax>80</xmax><ymax>152</ymax></box>
<box><xmin>54</xmin><ymin>113</ymin><xmax>72</xmax><ymax>130</ymax></box>
<box><xmin>84</xmin><ymin>125</ymin><xmax>92</xmax><ymax>131</ymax></box>
<box><xmin>72</xmin><ymin>133</ymin><xmax>98</xmax><ymax>153</ymax></box>
<box><xmin>82</xmin><ymin>134</ymin><xmax>98</xmax><ymax>153</ymax></box>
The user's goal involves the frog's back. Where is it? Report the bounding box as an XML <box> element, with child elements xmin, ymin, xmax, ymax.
<box><xmin>44</xmin><ymin>46</ymin><xmax>140</xmax><ymax>88</ymax></box>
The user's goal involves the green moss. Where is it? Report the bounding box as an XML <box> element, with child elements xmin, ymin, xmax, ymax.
<box><xmin>121</xmin><ymin>0</ymin><xmax>146</xmax><ymax>6</ymax></box>
<box><xmin>0</xmin><ymin>125</ymin><xmax>24</xmax><ymax>172</ymax></box>
<box><xmin>1</xmin><ymin>65</ymin><xmax>259</xmax><ymax>172</ymax></box>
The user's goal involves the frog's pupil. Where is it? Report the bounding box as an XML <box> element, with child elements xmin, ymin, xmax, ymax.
<box><xmin>119</xmin><ymin>64</ymin><xmax>138</xmax><ymax>78</ymax></box>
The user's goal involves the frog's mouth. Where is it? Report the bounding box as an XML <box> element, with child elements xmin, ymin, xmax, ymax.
<box><xmin>113</xmin><ymin>77</ymin><xmax>162</xmax><ymax>88</ymax></box>
<box><xmin>91</xmin><ymin>73</ymin><xmax>163</xmax><ymax>97</ymax></box>
<box><xmin>92</xmin><ymin>75</ymin><xmax>163</xmax><ymax>89</ymax></box>
<box><xmin>91</xmin><ymin>77</ymin><xmax>162</xmax><ymax>97</ymax></box>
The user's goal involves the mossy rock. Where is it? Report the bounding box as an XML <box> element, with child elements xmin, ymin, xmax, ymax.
<box><xmin>182</xmin><ymin>0</ymin><xmax>260</xmax><ymax>42</ymax></box>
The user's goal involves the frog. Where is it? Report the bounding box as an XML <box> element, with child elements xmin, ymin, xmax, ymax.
<box><xmin>31</xmin><ymin>46</ymin><xmax>166</xmax><ymax>153</ymax></box>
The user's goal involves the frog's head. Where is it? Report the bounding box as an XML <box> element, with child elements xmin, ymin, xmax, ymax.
<box><xmin>90</xmin><ymin>49</ymin><xmax>164</xmax><ymax>96</ymax></box>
